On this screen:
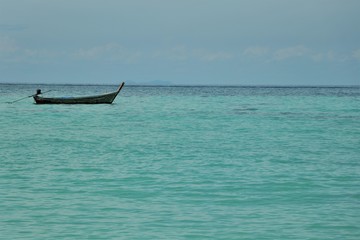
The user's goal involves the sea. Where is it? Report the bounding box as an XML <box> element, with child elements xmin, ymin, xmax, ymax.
<box><xmin>0</xmin><ymin>84</ymin><xmax>359</xmax><ymax>239</ymax></box>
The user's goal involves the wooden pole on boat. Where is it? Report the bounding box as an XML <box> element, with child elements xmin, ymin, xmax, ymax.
<box><xmin>7</xmin><ymin>90</ymin><xmax>52</xmax><ymax>104</ymax></box>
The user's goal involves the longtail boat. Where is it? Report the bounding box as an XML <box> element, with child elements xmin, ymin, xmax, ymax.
<box><xmin>33</xmin><ymin>82</ymin><xmax>125</xmax><ymax>104</ymax></box>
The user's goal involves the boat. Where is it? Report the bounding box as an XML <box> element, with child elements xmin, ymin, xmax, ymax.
<box><xmin>33</xmin><ymin>82</ymin><xmax>125</xmax><ymax>104</ymax></box>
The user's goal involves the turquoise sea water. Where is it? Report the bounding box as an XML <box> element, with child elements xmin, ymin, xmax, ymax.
<box><xmin>0</xmin><ymin>84</ymin><xmax>359</xmax><ymax>239</ymax></box>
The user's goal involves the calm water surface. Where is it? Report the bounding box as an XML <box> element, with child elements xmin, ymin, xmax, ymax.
<box><xmin>0</xmin><ymin>84</ymin><xmax>359</xmax><ymax>239</ymax></box>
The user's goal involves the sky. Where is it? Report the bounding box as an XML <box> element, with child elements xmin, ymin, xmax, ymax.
<box><xmin>0</xmin><ymin>0</ymin><xmax>359</xmax><ymax>85</ymax></box>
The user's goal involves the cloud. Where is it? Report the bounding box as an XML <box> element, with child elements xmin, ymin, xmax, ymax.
<box><xmin>273</xmin><ymin>45</ymin><xmax>310</xmax><ymax>60</ymax></box>
<box><xmin>74</xmin><ymin>44</ymin><xmax>117</xmax><ymax>59</ymax></box>
<box><xmin>0</xmin><ymin>35</ymin><xmax>62</xmax><ymax>64</ymax></box>
<box><xmin>193</xmin><ymin>49</ymin><xmax>232</xmax><ymax>62</ymax></box>
<box><xmin>353</xmin><ymin>49</ymin><xmax>360</xmax><ymax>60</ymax></box>
<box><xmin>243</xmin><ymin>47</ymin><xmax>269</xmax><ymax>57</ymax></box>
<box><xmin>73</xmin><ymin>43</ymin><xmax>141</xmax><ymax>63</ymax></box>
<box><xmin>153</xmin><ymin>46</ymin><xmax>188</xmax><ymax>61</ymax></box>
<box><xmin>0</xmin><ymin>35</ymin><xmax>22</xmax><ymax>63</ymax></box>
<box><xmin>311</xmin><ymin>53</ymin><xmax>324</xmax><ymax>62</ymax></box>
<box><xmin>0</xmin><ymin>24</ymin><xmax>27</xmax><ymax>31</ymax></box>
<box><xmin>0</xmin><ymin>36</ymin><xmax>18</xmax><ymax>53</ymax></box>
<box><xmin>272</xmin><ymin>46</ymin><xmax>355</xmax><ymax>62</ymax></box>
<box><xmin>241</xmin><ymin>45</ymin><xmax>360</xmax><ymax>63</ymax></box>
<box><xmin>153</xmin><ymin>46</ymin><xmax>233</xmax><ymax>62</ymax></box>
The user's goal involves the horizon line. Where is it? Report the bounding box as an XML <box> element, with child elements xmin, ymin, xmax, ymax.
<box><xmin>0</xmin><ymin>82</ymin><xmax>359</xmax><ymax>88</ymax></box>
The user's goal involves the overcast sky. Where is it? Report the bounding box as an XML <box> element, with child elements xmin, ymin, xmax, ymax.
<box><xmin>0</xmin><ymin>0</ymin><xmax>359</xmax><ymax>85</ymax></box>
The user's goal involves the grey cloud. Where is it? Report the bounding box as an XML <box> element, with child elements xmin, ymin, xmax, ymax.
<box><xmin>0</xmin><ymin>24</ymin><xmax>28</xmax><ymax>31</ymax></box>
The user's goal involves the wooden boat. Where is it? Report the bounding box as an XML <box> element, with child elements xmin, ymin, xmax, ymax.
<box><xmin>33</xmin><ymin>82</ymin><xmax>125</xmax><ymax>104</ymax></box>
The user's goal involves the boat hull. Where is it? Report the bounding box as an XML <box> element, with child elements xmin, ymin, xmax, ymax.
<box><xmin>33</xmin><ymin>82</ymin><xmax>124</xmax><ymax>104</ymax></box>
